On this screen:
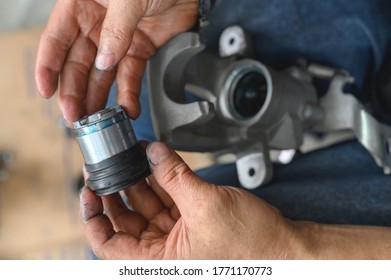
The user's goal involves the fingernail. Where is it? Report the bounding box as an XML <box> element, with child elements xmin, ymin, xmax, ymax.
<box><xmin>147</xmin><ymin>142</ymin><xmax>171</xmax><ymax>165</ymax></box>
<box><xmin>95</xmin><ymin>0</ymin><xmax>109</xmax><ymax>7</ymax></box>
<box><xmin>95</xmin><ymin>50</ymin><xmax>115</xmax><ymax>70</ymax></box>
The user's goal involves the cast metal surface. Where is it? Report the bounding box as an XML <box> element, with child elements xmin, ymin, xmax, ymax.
<box><xmin>147</xmin><ymin>29</ymin><xmax>320</xmax><ymax>189</ymax></box>
<box><xmin>147</xmin><ymin>26</ymin><xmax>391</xmax><ymax>188</ymax></box>
<box><xmin>219</xmin><ymin>25</ymin><xmax>250</xmax><ymax>57</ymax></box>
<box><xmin>312</xmin><ymin>70</ymin><xmax>391</xmax><ymax>174</ymax></box>
<box><xmin>73</xmin><ymin>105</ymin><xmax>137</xmax><ymax>164</ymax></box>
<box><xmin>73</xmin><ymin>106</ymin><xmax>150</xmax><ymax>195</ymax></box>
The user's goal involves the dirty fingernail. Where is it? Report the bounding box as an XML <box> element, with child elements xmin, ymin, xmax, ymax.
<box><xmin>146</xmin><ymin>142</ymin><xmax>171</xmax><ymax>165</ymax></box>
<box><xmin>95</xmin><ymin>50</ymin><xmax>115</xmax><ymax>70</ymax></box>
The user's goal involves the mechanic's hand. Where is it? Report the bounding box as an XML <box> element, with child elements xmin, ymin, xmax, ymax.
<box><xmin>79</xmin><ymin>142</ymin><xmax>303</xmax><ymax>259</ymax></box>
<box><xmin>35</xmin><ymin>0</ymin><xmax>198</xmax><ymax>123</ymax></box>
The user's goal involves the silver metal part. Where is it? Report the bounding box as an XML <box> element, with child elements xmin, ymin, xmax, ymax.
<box><xmin>219</xmin><ymin>25</ymin><xmax>249</xmax><ymax>57</ymax></box>
<box><xmin>72</xmin><ymin>105</ymin><xmax>150</xmax><ymax>196</ymax></box>
<box><xmin>147</xmin><ymin>26</ymin><xmax>391</xmax><ymax>189</ymax></box>
<box><xmin>312</xmin><ymin>69</ymin><xmax>391</xmax><ymax>174</ymax></box>
<box><xmin>218</xmin><ymin>59</ymin><xmax>271</xmax><ymax>125</ymax></box>
<box><xmin>276</xmin><ymin>149</ymin><xmax>297</xmax><ymax>164</ymax></box>
<box><xmin>147</xmin><ymin>30</ymin><xmax>320</xmax><ymax>189</ymax></box>
<box><xmin>73</xmin><ymin>106</ymin><xmax>137</xmax><ymax>164</ymax></box>
<box><xmin>237</xmin><ymin>153</ymin><xmax>271</xmax><ymax>189</ymax></box>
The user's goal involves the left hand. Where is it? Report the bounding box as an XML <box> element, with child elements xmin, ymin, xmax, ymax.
<box><xmin>79</xmin><ymin>142</ymin><xmax>302</xmax><ymax>259</ymax></box>
<box><xmin>35</xmin><ymin>0</ymin><xmax>198</xmax><ymax>123</ymax></box>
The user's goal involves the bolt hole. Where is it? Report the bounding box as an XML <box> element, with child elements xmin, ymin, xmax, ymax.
<box><xmin>229</xmin><ymin>37</ymin><xmax>235</xmax><ymax>45</ymax></box>
<box><xmin>248</xmin><ymin>168</ymin><xmax>255</xmax><ymax>177</ymax></box>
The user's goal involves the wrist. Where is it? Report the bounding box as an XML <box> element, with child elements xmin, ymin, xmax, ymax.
<box><xmin>286</xmin><ymin>220</ymin><xmax>321</xmax><ymax>259</ymax></box>
<box><xmin>290</xmin><ymin>220</ymin><xmax>391</xmax><ymax>259</ymax></box>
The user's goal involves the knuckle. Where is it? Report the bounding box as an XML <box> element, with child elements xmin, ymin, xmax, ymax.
<box><xmin>162</xmin><ymin>162</ymin><xmax>193</xmax><ymax>187</ymax></box>
<box><xmin>102</xmin><ymin>26</ymin><xmax>130</xmax><ymax>43</ymax></box>
<box><xmin>44</xmin><ymin>32</ymin><xmax>72</xmax><ymax>54</ymax></box>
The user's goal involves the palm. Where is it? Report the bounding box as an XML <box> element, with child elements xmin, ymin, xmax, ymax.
<box><xmin>93</xmin><ymin>191</ymin><xmax>189</xmax><ymax>260</ymax></box>
<box><xmin>137</xmin><ymin>0</ymin><xmax>199</xmax><ymax>47</ymax></box>
<box><xmin>137</xmin><ymin>212</ymin><xmax>187</xmax><ymax>259</ymax></box>
<box><xmin>83</xmin><ymin>183</ymin><xmax>286</xmax><ymax>260</ymax></box>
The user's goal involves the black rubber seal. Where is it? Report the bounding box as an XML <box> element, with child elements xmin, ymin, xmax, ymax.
<box><xmin>85</xmin><ymin>143</ymin><xmax>151</xmax><ymax>196</ymax></box>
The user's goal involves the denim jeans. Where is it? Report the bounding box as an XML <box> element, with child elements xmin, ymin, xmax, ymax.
<box><xmin>108</xmin><ymin>0</ymin><xmax>391</xmax><ymax>226</ymax></box>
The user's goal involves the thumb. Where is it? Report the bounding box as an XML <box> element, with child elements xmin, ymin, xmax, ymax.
<box><xmin>95</xmin><ymin>0</ymin><xmax>147</xmax><ymax>70</ymax></box>
<box><xmin>146</xmin><ymin>142</ymin><xmax>212</xmax><ymax>216</ymax></box>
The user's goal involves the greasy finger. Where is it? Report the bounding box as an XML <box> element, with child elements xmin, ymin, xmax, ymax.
<box><xmin>102</xmin><ymin>192</ymin><xmax>147</xmax><ymax>237</ymax></box>
<box><xmin>85</xmin><ymin>66</ymin><xmax>116</xmax><ymax>116</ymax></box>
<box><xmin>80</xmin><ymin>186</ymin><xmax>141</xmax><ymax>259</ymax></box>
<box><xmin>79</xmin><ymin>186</ymin><xmax>117</xmax><ymax>254</ymax></box>
<box><xmin>146</xmin><ymin>142</ymin><xmax>213</xmax><ymax>219</ymax></box>
<box><xmin>148</xmin><ymin>172</ymin><xmax>183</xmax><ymax>220</ymax></box>
<box><xmin>96</xmin><ymin>0</ymin><xmax>147</xmax><ymax>70</ymax></box>
<box><xmin>59</xmin><ymin>34</ymin><xmax>96</xmax><ymax>123</ymax></box>
<box><xmin>122</xmin><ymin>179</ymin><xmax>165</xmax><ymax>220</ymax></box>
<box><xmin>148</xmin><ymin>175</ymin><xmax>175</xmax><ymax>209</ymax></box>
<box><xmin>115</xmin><ymin>30</ymin><xmax>155</xmax><ymax>119</ymax></box>
<box><xmin>116</xmin><ymin>56</ymin><xmax>145</xmax><ymax>119</ymax></box>
<box><xmin>35</xmin><ymin>1</ymin><xmax>79</xmax><ymax>98</ymax></box>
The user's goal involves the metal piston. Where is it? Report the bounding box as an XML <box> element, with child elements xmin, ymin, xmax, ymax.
<box><xmin>72</xmin><ymin>105</ymin><xmax>150</xmax><ymax>196</ymax></box>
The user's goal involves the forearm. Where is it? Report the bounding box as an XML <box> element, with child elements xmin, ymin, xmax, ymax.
<box><xmin>294</xmin><ymin>220</ymin><xmax>391</xmax><ymax>259</ymax></box>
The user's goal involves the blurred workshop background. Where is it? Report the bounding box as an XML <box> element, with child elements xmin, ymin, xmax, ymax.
<box><xmin>0</xmin><ymin>0</ymin><xmax>93</xmax><ymax>259</ymax></box>
<box><xmin>0</xmin><ymin>0</ymin><xmax>212</xmax><ymax>260</ymax></box>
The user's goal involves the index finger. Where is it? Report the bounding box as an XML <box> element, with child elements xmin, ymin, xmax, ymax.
<box><xmin>79</xmin><ymin>186</ymin><xmax>139</xmax><ymax>259</ymax></box>
<box><xmin>95</xmin><ymin>0</ymin><xmax>146</xmax><ymax>70</ymax></box>
<box><xmin>35</xmin><ymin>1</ymin><xmax>79</xmax><ymax>98</ymax></box>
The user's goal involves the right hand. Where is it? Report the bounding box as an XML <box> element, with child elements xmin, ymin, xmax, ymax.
<box><xmin>79</xmin><ymin>142</ymin><xmax>301</xmax><ymax>259</ymax></box>
<box><xmin>35</xmin><ymin>0</ymin><xmax>199</xmax><ymax>123</ymax></box>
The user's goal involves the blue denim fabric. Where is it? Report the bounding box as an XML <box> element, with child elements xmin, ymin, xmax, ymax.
<box><xmin>196</xmin><ymin>141</ymin><xmax>391</xmax><ymax>226</ymax></box>
<box><xmin>107</xmin><ymin>0</ymin><xmax>391</xmax><ymax>226</ymax></box>
<box><xmin>203</xmin><ymin>0</ymin><xmax>391</xmax><ymax>93</ymax></box>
